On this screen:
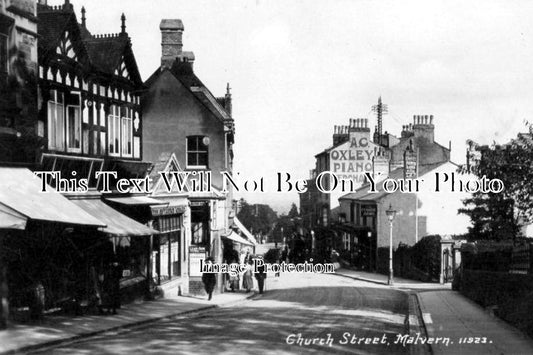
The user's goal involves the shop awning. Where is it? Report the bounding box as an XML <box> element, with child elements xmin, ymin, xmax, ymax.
<box><xmin>71</xmin><ymin>199</ymin><xmax>159</xmax><ymax>237</ymax></box>
<box><xmin>233</xmin><ymin>217</ymin><xmax>257</xmax><ymax>245</ymax></box>
<box><xmin>0</xmin><ymin>167</ymin><xmax>105</xmax><ymax>227</ymax></box>
<box><xmin>222</xmin><ymin>231</ymin><xmax>253</xmax><ymax>246</ymax></box>
<box><xmin>105</xmin><ymin>196</ymin><xmax>169</xmax><ymax>206</ymax></box>
<box><xmin>0</xmin><ymin>203</ymin><xmax>26</xmax><ymax>230</ymax></box>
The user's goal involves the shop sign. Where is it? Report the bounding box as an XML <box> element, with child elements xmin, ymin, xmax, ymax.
<box><xmin>190</xmin><ymin>201</ymin><xmax>208</xmax><ymax>207</ymax></box>
<box><xmin>151</xmin><ymin>204</ymin><xmax>187</xmax><ymax>216</ymax></box>
<box><xmin>361</xmin><ymin>205</ymin><xmax>377</xmax><ymax>217</ymax></box>
<box><xmin>189</xmin><ymin>246</ymin><xmax>206</xmax><ymax>277</ymax></box>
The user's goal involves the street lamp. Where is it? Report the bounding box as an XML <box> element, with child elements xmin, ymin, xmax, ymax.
<box><xmin>385</xmin><ymin>204</ymin><xmax>397</xmax><ymax>286</ymax></box>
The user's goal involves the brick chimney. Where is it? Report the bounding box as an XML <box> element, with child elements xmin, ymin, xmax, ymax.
<box><xmin>160</xmin><ymin>19</ymin><xmax>184</xmax><ymax>70</ymax></box>
<box><xmin>412</xmin><ymin>114</ymin><xmax>435</xmax><ymax>143</ymax></box>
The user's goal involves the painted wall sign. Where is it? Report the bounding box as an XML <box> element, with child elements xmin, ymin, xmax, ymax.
<box><xmin>330</xmin><ymin>131</ymin><xmax>378</xmax><ymax>183</ymax></box>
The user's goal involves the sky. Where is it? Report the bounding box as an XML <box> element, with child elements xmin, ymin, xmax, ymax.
<box><xmin>63</xmin><ymin>0</ymin><xmax>533</xmax><ymax>213</ymax></box>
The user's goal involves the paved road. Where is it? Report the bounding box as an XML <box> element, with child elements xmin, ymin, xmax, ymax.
<box><xmin>31</xmin><ymin>273</ymin><xmax>411</xmax><ymax>355</ymax></box>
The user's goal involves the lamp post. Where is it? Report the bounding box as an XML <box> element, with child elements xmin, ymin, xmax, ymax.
<box><xmin>385</xmin><ymin>204</ymin><xmax>397</xmax><ymax>286</ymax></box>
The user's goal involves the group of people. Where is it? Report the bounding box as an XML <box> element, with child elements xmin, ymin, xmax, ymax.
<box><xmin>201</xmin><ymin>252</ymin><xmax>267</xmax><ymax>301</ymax></box>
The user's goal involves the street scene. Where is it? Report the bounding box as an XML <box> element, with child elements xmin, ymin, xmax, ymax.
<box><xmin>2</xmin><ymin>0</ymin><xmax>533</xmax><ymax>354</ymax></box>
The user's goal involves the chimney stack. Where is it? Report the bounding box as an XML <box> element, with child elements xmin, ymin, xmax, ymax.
<box><xmin>160</xmin><ymin>19</ymin><xmax>184</xmax><ymax>70</ymax></box>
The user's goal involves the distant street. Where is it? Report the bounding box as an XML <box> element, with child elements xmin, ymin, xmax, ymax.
<box><xmin>31</xmin><ymin>272</ymin><xmax>411</xmax><ymax>355</ymax></box>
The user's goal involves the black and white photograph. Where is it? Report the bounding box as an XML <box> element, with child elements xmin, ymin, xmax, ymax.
<box><xmin>1</xmin><ymin>0</ymin><xmax>533</xmax><ymax>354</ymax></box>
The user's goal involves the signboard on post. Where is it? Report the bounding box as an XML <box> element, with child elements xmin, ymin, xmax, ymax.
<box><xmin>189</xmin><ymin>246</ymin><xmax>206</xmax><ymax>277</ymax></box>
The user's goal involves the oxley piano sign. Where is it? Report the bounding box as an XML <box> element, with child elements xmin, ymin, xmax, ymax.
<box><xmin>330</xmin><ymin>132</ymin><xmax>379</xmax><ymax>184</ymax></box>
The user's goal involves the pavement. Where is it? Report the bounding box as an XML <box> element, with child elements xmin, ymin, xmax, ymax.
<box><xmin>335</xmin><ymin>268</ymin><xmax>533</xmax><ymax>355</ymax></box>
<box><xmin>0</xmin><ymin>291</ymin><xmax>255</xmax><ymax>355</ymax></box>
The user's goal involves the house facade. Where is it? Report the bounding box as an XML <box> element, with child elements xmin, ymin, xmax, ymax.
<box><xmin>34</xmin><ymin>0</ymin><xmax>158</xmax><ymax>303</ymax></box>
<box><xmin>142</xmin><ymin>19</ymin><xmax>236</xmax><ymax>293</ymax></box>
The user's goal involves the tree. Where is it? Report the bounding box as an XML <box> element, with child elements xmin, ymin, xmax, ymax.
<box><xmin>236</xmin><ymin>199</ymin><xmax>278</xmax><ymax>236</ymax></box>
<box><xmin>288</xmin><ymin>203</ymin><xmax>299</xmax><ymax>218</ymax></box>
<box><xmin>459</xmin><ymin>133</ymin><xmax>533</xmax><ymax>240</ymax></box>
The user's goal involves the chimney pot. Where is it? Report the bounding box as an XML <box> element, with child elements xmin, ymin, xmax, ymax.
<box><xmin>430</xmin><ymin>115</ymin><xmax>434</xmax><ymax>124</ymax></box>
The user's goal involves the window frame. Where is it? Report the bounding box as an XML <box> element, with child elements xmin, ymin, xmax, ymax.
<box><xmin>65</xmin><ymin>91</ymin><xmax>82</xmax><ymax>153</ymax></box>
<box><xmin>186</xmin><ymin>135</ymin><xmax>209</xmax><ymax>169</ymax></box>
<box><xmin>108</xmin><ymin>104</ymin><xmax>121</xmax><ymax>157</ymax></box>
<box><xmin>47</xmin><ymin>89</ymin><xmax>65</xmax><ymax>151</ymax></box>
<box><xmin>121</xmin><ymin>107</ymin><xmax>133</xmax><ymax>158</ymax></box>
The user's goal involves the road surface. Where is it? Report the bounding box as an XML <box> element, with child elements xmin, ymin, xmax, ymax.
<box><xmin>31</xmin><ymin>272</ymin><xmax>411</xmax><ymax>354</ymax></box>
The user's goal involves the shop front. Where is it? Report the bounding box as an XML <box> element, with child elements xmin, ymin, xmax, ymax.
<box><xmin>0</xmin><ymin>167</ymin><xmax>106</xmax><ymax>319</ymax></box>
<box><xmin>70</xmin><ymin>197</ymin><xmax>159</xmax><ymax>303</ymax></box>
<box><xmin>151</xmin><ymin>202</ymin><xmax>189</xmax><ymax>290</ymax></box>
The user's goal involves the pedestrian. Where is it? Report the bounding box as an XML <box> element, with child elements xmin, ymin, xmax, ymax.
<box><xmin>281</xmin><ymin>246</ymin><xmax>288</xmax><ymax>263</ymax></box>
<box><xmin>255</xmin><ymin>256</ymin><xmax>267</xmax><ymax>294</ymax></box>
<box><xmin>202</xmin><ymin>257</ymin><xmax>216</xmax><ymax>300</ymax></box>
<box><xmin>243</xmin><ymin>260</ymin><xmax>253</xmax><ymax>292</ymax></box>
<box><xmin>103</xmin><ymin>260</ymin><xmax>121</xmax><ymax>314</ymax></box>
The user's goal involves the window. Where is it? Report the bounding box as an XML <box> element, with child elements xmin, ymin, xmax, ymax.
<box><xmin>121</xmin><ymin>107</ymin><xmax>132</xmax><ymax>157</ymax></box>
<box><xmin>108</xmin><ymin>105</ymin><xmax>121</xmax><ymax>156</ymax></box>
<box><xmin>66</xmin><ymin>92</ymin><xmax>81</xmax><ymax>152</ymax></box>
<box><xmin>108</xmin><ymin>105</ymin><xmax>133</xmax><ymax>157</ymax></box>
<box><xmin>0</xmin><ymin>34</ymin><xmax>7</xmax><ymax>75</ymax></box>
<box><xmin>186</xmin><ymin>136</ymin><xmax>209</xmax><ymax>168</ymax></box>
<box><xmin>47</xmin><ymin>90</ymin><xmax>65</xmax><ymax>150</ymax></box>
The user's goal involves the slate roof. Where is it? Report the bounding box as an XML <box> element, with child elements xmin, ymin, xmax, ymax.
<box><xmin>84</xmin><ymin>36</ymin><xmax>127</xmax><ymax>73</ymax></box>
<box><xmin>338</xmin><ymin>161</ymin><xmax>453</xmax><ymax>202</ymax></box>
<box><xmin>37</xmin><ymin>7</ymin><xmax>70</xmax><ymax>51</ymax></box>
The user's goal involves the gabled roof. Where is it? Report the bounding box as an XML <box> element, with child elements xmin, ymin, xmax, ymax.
<box><xmin>37</xmin><ymin>5</ymin><xmax>90</xmax><ymax>65</ymax></box>
<box><xmin>145</xmin><ymin>60</ymin><xmax>232</xmax><ymax>124</ymax></box>
<box><xmin>149</xmin><ymin>152</ymin><xmax>189</xmax><ymax>196</ymax></box>
<box><xmin>37</xmin><ymin>4</ymin><xmax>143</xmax><ymax>86</ymax></box>
<box><xmin>83</xmin><ymin>35</ymin><xmax>143</xmax><ymax>85</ymax></box>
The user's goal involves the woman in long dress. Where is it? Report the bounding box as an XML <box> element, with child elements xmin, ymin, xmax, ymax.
<box><xmin>242</xmin><ymin>260</ymin><xmax>253</xmax><ymax>292</ymax></box>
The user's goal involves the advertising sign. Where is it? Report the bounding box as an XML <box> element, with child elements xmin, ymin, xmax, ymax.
<box><xmin>330</xmin><ymin>131</ymin><xmax>377</xmax><ymax>184</ymax></box>
<box><xmin>189</xmin><ymin>245</ymin><xmax>206</xmax><ymax>277</ymax></box>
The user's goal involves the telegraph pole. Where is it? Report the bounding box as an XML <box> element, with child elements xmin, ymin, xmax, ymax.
<box><xmin>372</xmin><ymin>96</ymin><xmax>388</xmax><ymax>146</ymax></box>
